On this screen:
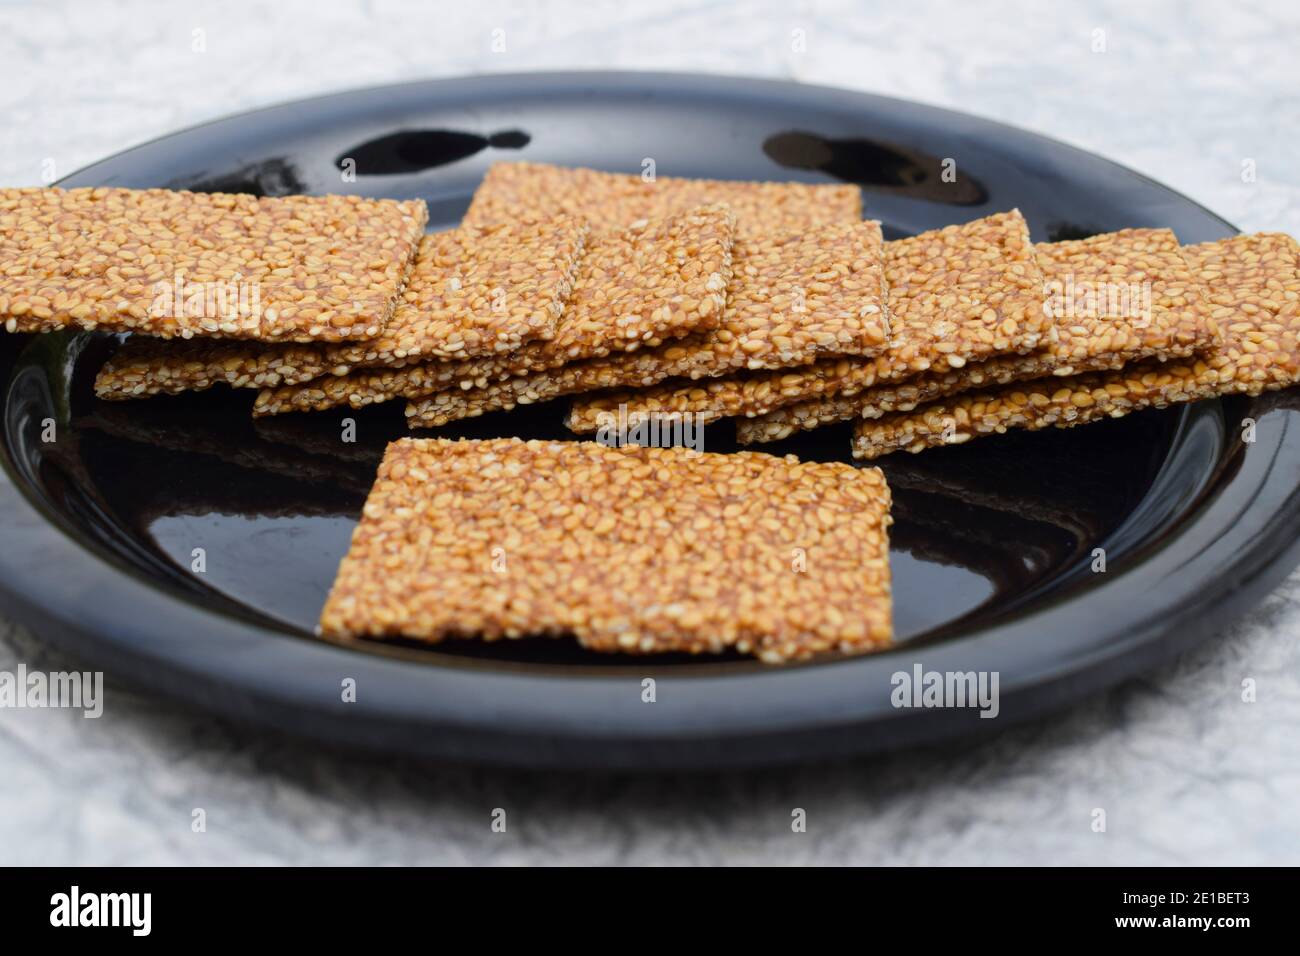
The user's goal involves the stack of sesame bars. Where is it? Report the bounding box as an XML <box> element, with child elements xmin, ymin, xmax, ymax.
<box><xmin>92</xmin><ymin>162</ymin><xmax>888</xmax><ymax>430</ymax></box>
<box><xmin>17</xmin><ymin>161</ymin><xmax>1300</xmax><ymax>462</ymax></box>
<box><xmin>7</xmin><ymin>164</ymin><xmax>1300</xmax><ymax>664</ymax></box>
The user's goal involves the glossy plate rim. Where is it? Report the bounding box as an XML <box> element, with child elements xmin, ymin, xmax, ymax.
<box><xmin>2</xmin><ymin>71</ymin><xmax>1297</xmax><ymax>770</ymax></box>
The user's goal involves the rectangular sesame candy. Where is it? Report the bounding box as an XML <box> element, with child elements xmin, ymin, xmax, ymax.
<box><xmin>253</xmin><ymin>205</ymin><xmax>736</xmax><ymax>416</ymax></box>
<box><xmin>94</xmin><ymin>336</ymin><xmax>345</xmax><ymax>399</ymax></box>
<box><xmin>0</xmin><ymin>187</ymin><xmax>427</xmax><ymax>342</ymax></box>
<box><xmin>403</xmin><ymin>372</ymin><xmax>580</xmax><ymax>427</ymax></box>
<box><xmin>732</xmin><ymin>227</ymin><xmax>1218</xmax><ymax>443</ymax></box>
<box><xmin>566</xmin><ymin>211</ymin><xmax>1049</xmax><ymax>433</ymax></box>
<box><xmin>318</xmin><ymin>214</ymin><xmax>589</xmax><ymax>364</ymax></box>
<box><xmin>463</xmin><ymin>160</ymin><xmax>862</xmax><ymax>237</ymax></box>
<box><xmin>251</xmin><ymin>355</ymin><xmax>506</xmax><ymax>415</ymax></box>
<box><xmin>319</xmin><ymin>437</ymin><xmax>893</xmax><ymax>662</ymax></box>
<box><xmin>849</xmin><ymin>232</ymin><xmax>1300</xmax><ymax>459</ymax></box>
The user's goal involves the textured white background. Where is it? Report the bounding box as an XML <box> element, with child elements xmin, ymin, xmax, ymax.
<box><xmin>1</xmin><ymin>0</ymin><xmax>1299</xmax><ymax>865</ymax></box>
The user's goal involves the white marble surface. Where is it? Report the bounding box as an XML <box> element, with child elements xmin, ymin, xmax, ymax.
<box><xmin>2</xmin><ymin>0</ymin><xmax>1299</xmax><ymax>865</ymax></box>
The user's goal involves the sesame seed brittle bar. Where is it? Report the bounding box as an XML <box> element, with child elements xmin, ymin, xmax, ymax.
<box><xmin>732</xmin><ymin>227</ymin><xmax>1217</xmax><ymax>443</ymax></box>
<box><xmin>849</xmin><ymin>232</ymin><xmax>1300</xmax><ymax>459</ymax></box>
<box><xmin>404</xmin><ymin>218</ymin><xmax>889</xmax><ymax>428</ymax></box>
<box><xmin>1</xmin><ymin>187</ymin><xmax>427</xmax><ymax>342</ymax></box>
<box><xmin>94</xmin><ymin>336</ymin><xmax>343</xmax><ymax>399</ymax></box>
<box><xmin>319</xmin><ymin>437</ymin><xmax>893</xmax><ymax>663</ymax></box>
<box><xmin>319</xmin><ymin>214</ymin><xmax>590</xmax><ymax>365</ymax></box>
<box><xmin>567</xmin><ymin>210</ymin><xmax>1051</xmax><ymax>433</ymax></box>
<box><xmin>463</xmin><ymin>160</ymin><xmax>862</xmax><ymax>237</ymax></box>
<box><xmin>253</xmin><ymin>204</ymin><xmax>736</xmax><ymax>416</ymax></box>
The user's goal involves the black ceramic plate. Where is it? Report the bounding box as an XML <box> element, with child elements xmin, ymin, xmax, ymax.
<box><xmin>3</xmin><ymin>72</ymin><xmax>1298</xmax><ymax>769</ymax></box>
